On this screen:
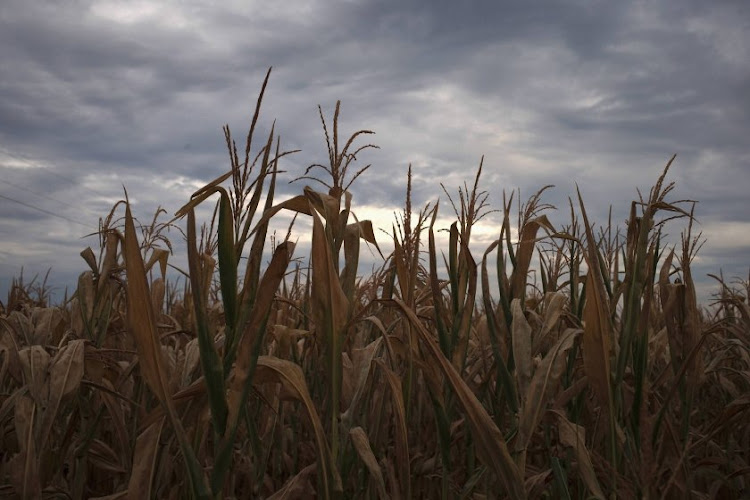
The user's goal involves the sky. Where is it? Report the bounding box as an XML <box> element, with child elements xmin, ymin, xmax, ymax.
<box><xmin>0</xmin><ymin>0</ymin><xmax>748</xmax><ymax>306</ymax></box>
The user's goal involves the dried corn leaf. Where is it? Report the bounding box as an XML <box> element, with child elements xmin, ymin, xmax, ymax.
<box><xmin>150</xmin><ymin>278</ymin><xmax>166</xmax><ymax>316</ymax></box>
<box><xmin>516</xmin><ymin>328</ymin><xmax>579</xmax><ymax>473</ymax></box>
<box><xmin>267</xmin><ymin>463</ymin><xmax>317</xmax><ymax>500</ymax></box>
<box><xmin>451</xmin><ymin>241</ymin><xmax>477</xmax><ymax>370</ymax></box>
<box><xmin>18</xmin><ymin>346</ymin><xmax>50</xmax><ymax>409</ymax></box>
<box><xmin>533</xmin><ymin>292</ymin><xmax>566</xmax><ymax>354</ymax></box>
<box><xmin>174</xmin><ymin>169</ymin><xmax>233</xmax><ymax>218</ymax></box>
<box><xmin>582</xmin><ymin>270</ymin><xmax>613</xmax><ymax>415</ymax></box>
<box><xmin>510</xmin><ymin>215</ymin><xmax>554</xmax><ymax>299</ymax></box>
<box><xmin>0</xmin><ymin>329</ymin><xmax>21</xmax><ymax>383</ymax></box>
<box><xmin>31</xmin><ymin>307</ymin><xmax>64</xmax><ymax>346</ymax></box>
<box><xmin>550</xmin><ymin>409</ymin><xmax>605</xmax><ymax>499</ymax></box>
<box><xmin>186</xmin><ymin>208</ymin><xmax>227</xmax><ymax>436</ymax></box>
<box><xmin>9</xmin><ymin>310</ymin><xmax>33</xmax><ymax>341</ymax></box>
<box><xmin>89</xmin><ymin>438</ymin><xmax>127</xmax><ymax>474</ymax></box>
<box><xmin>246</xmin><ymin>194</ymin><xmax>313</xmax><ymax>239</ymax></box>
<box><xmin>350</xmin><ymin>426</ymin><xmax>389</xmax><ymax>499</ymax></box>
<box><xmin>309</xmin><ymin>206</ymin><xmax>349</xmax><ymax>465</ymax></box>
<box><xmin>80</xmin><ymin>246</ymin><xmax>98</xmax><ymax>274</ymax></box>
<box><xmin>225</xmin><ymin>241</ymin><xmax>295</xmax><ymax>437</ymax></box>
<box><xmin>255</xmin><ymin>355</ymin><xmax>341</xmax><ymax>497</ymax></box>
<box><xmin>98</xmin><ymin>378</ymin><xmax>131</xmax><ymax>460</ymax></box>
<box><xmin>576</xmin><ymin>189</ymin><xmax>614</xmax><ymax>421</ymax></box>
<box><xmin>9</xmin><ymin>394</ymin><xmax>40</xmax><ymax>499</ymax></box>
<box><xmin>181</xmin><ymin>338</ymin><xmax>201</xmax><ymax>387</ymax></box>
<box><xmin>127</xmin><ymin>417</ymin><xmax>165</xmax><ymax>500</ymax></box>
<box><xmin>124</xmin><ymin>207</ymin><xmax>170</xmax><ymax>403</ymax></box>
<box><xmin>375</xmin><ymin>359</ymin><xmax>410</xmax><ymax>500</ymax></box>
<box><xmin>144</xmin><ymin>248</ymin><xmax>170</xmax><ymax>279</ymax></box>
<box><xmin>391</xmin><ymin>298</ymin><xmax>525</xmax><ymax>499</ymax></box>
<box><xmin>342</xmin><ymin>337</ymin><xmax>382</xmax><ymax>427</ymax></box>
<box><xmin>38</xmin><ymin>338</ymin><xmax>85</xmax><ymax>450</ymax></box>
<box><xmin>512</xmin><ymin>298</ymin><xmax>533</xmax><ymax>404</ymax></box>
<box><xmin>98</xmin><ymin>231</ymin><xmax>120</xmax><ymax>294</ymax></box>
<box><xmin>123</xmin><ymin>201</ymin><xmax>210</xmax><ymax>498</ymax></box>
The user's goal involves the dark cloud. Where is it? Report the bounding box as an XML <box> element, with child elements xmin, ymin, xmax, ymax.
<box><xmin>0</xmin><ymin>0</ymin><xmax>747</xmax><ymax>304</ymax></box>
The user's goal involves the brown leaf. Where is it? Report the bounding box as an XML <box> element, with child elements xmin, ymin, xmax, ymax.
<box><xmin>18</xmin><ymin>346</ymin><xmax>50</xmax><ymax>406</ymax></box>
<box><xmin>80</xmin><ymin>246</ymin><xmax>98</xmax><ymax>274</ymax></box>
<box><xmin>310</xmin><ymin>209</ymin><xmax>349</xmax><ymax>342</ymax></box>
<box><xmin>516</xmin><ymin>328</ymin><xmax>579</xmax><ymax>474</ymax></box>
<box><xmin>532</xmin><ymin>292</ymin><xmax>566</xmax><ymax>354</ymax></box>
<box><xmin>144</xmin><ymin>248</ymin><xmax>170</xmax><ymax>278</ymax></box>
<box><xmin>375</xmin><ymin>359</ymin><xmax>410</xmax><ymax>500</ymax></box>
<box><xmin>510</xmin><ymin>215</ymin><xmax>554</xmax><ymax>299</ymax></box>
<box><xmin>31</xmin><ymin>307</ymin><xmax>64</xmax><ymax>346</ymax></box>
<box><xmin>174</xmin><ymin>169</ymin><xmax>233</xmax><ymax>218</ymax></box>
<box><xmin>0</xmin><ymin>328</ymin><xmax>22</xmax><ymax>384</ymax></box>
<box><xmin>225</xmin><ymin>241</ymin><xmax>295</xmax><ymax>438</ymax></box>
<box><xmin>550</xmin><ymin>409</ymin><xmax>606</xmax><ymax>499</ymax></box>
<box><xmin>0</xmin><ymin>386</ymin><xmax>27</xmax><ymax>427</ymax></box>
<box><xmin>246</xmin><ymin>194</ymin><xmax>313</xmax><ymax>239</ymax></box>
<box><xmin>254</xmin><ymin>355</ymin><xmax>341</xmax><ymax>497</ymax></box>
<box><xmin>98</xmin><ymin>378</ymin><xmax>132</xmax><ymax>460</ymax></box>
<box><xmin>309</xmin><ymin>207</ymin><xmax>349</xmax><ymax>465</ymax></box>
<box><xmin>451</xmin><ymin>241</ymin><xmax>477</xmax><ymax>370</ymax></box>
<box><xmin>582</xmin><ymin>269</ymin><xmax>614</xmax><ymax>418</ymax></box>
<box><xmin>350</xmin><ymin>426</ymin><xmax>389</xmax><ymax>499</ymax></box>
<box><xmin>39</xmin><ymin>338</ymin><xmax>85</xmax><ymax>450</ymax></box>
<box><xmin>304</xmin><ymin>186</ymin><xmax>341</xmax><ymax>223</ymax></box>
<box><xmin>180</xmin><ymin>338</ymin><xmax>201</xmax><ymax>387</ymax></box>
<box><xmin>341</xmin><ymin>337</ymin><xmax>383</xmax><ymax>429</ymax></box>
<box><xmin>150</xmin><ymin>277</ymin><xmax>166</xmax><ymax>316</ymax></box>
<box><xmin>97</xmin><ymin>231</ymin><xmax>120</xmax><ymax>294</ymax></box>
<box><xmin>127</xmin><ymin>418</ymin><xmax>165</xmax><ymax>500</ymax></box>
<box><xmin>511</xmin><ymin>298</ymin><xmax>533</xmax><ymax>404</ymax></box>
<box><xmin>6</xmin><ymin>311</ymin><xmax>33</xmax><ymax>345</ymax></box>
<box><xmin>267</xmin><ymin>463</ymin><xmax>316</xmax><ymax>500</ymax></box>
<box><xmin>390</xmin><ymin>298</ymin><xmax>525</xmax><ymax>499</ymax></box>
<box><xmin>10</xmin><ymin>394</ymin><xmax>41</xmax><ymax>499</ymax></box>
<box><xmin>74</xmin><ymin>272</ymin><xmax>95</xmax><ymax>336</ymax></box>
<box><xmin>525</xmin><ymin>470</ymin><xmax>552</xmax><ymax>499</ymax></box>
<box><xmin>576</xmin><ymin>187</ymin><xmax>617</xmax><ymax>459</ymax></box>
<box><xmin>89</xmin><ymin>438</ymin><xmax>127</xmax><ymax>474</ymax></box>
<box><xmin>123</xmin><ymin>201</ymin><xmax>210</xmax><ymax>496</ymax></box>
<box><xmin>272</xmin><ymin>325</ymin><xmax>309</xmax><ymax>360</ymax></box>
<box><xmin>348</xmin><ymin>219</ymin><xmax>382</xmax><ymax>256</ymax></box>
<box><xmin>124</xmin><ymin>204</ymin><xmax>171</xmax><ymax>404</ymax></box>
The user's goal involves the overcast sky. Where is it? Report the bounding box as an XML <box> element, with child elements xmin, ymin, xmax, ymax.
<box><xmin>1</xmin><ymin>0</ymin><xmax>748</xmax><ymax>306</ymax></box>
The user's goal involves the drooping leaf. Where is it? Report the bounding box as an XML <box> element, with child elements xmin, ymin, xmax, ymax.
<box><xmin>38</xmin><ymin>339</ymin><xmax>85</xmax><ymax>450</ymax></box>
<box><xmin>391</xmin><ymin>298</ymin><xmax>525</xmax><ymax>499</ymax></box>
<box><xmin>516</xmin><ymin>328</ymin><xmax>579</xmax><ymax>474</ymax></box>
<box><xmin>123</xmin><ymin>201</ymin><xmax>210</xmax><ymax>498</ymax></box>
<box><xmin>350</xmin><ymin>426</ymin><xmax>389</xmax><ymax>499</ymax></box>
<box><xmin>255</xmin><ymin>356</ymin><xmax>341</xmax><ymax>497</ymax></box>
<box><xmin>550</xmin><ymin>409</ymin><xmax>606</xmax><ymax>499</ymax></box>
<box><xmin>127</xmin><ymin>419</ymin><xmax>164</xmax><ymax>500</ymax></box>
<box><xmin>511</xmin><ymin>299</ymin><xmax>533</xmax><ymax>405</ymax></box>
<box><xmin>375</xmin><ymin>359</ymin><xmax>411</xmax><ymax>500</ymax></box>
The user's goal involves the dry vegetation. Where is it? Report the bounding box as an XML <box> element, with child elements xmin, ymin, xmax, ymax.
<box><xmin>1</xmin><ymin>69</ymin><xmax>749</xmax><ymax>499</ymax></box>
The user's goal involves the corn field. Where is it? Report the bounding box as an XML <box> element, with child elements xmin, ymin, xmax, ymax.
<box><xmin>1</xmin><ymin>69</ymin><xmax>748</xmax><ymax>499</ymax></box>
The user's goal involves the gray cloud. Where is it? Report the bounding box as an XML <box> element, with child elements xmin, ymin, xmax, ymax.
<box><xmin>0</xmin><ymin>0</ymin><xmax>747</xmax><ymax>304</ymax></box>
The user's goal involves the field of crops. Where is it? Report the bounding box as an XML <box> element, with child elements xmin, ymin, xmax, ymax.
<box><xmin>1</xmin><ymin>70</ymin><xmax>748</xmax><ymax>499</ymax></box>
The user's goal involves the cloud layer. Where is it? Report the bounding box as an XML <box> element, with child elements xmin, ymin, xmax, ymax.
<box><xmin>1</xmin><ymin>0</ymin><xmax>748</xmax><ymax>304</ymax></box>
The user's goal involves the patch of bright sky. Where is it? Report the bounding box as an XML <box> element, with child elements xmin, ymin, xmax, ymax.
<box><xmin>89</xmin><ymin>1</ymin><xmax>190</xmax><ymax>28</ymax></box>
<box><xmin>699</xmin><ymin>222</ymin><xmax>750</xmax><ymax>250</ymax></box>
